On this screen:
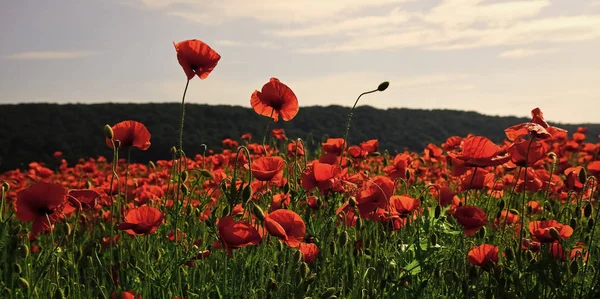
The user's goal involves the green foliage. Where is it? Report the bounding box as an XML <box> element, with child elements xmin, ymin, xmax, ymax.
<box><xmin>1</xmin><ymin>103</ymin><xmax>599</xmax><ymax>172</ymax></box>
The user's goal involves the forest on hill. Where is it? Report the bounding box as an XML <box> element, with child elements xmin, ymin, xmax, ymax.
<box><xmin>1</xmin><ymin>103</ymin><xmax>598</xmax><ymax>171</ymax></box>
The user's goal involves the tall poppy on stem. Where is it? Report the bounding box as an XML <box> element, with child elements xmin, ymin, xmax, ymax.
<box><xmin>341</xmin><ymin>81</ymin><xmax>389</xmax><ymax>167</ymax></box>
<box><xmin>105</xmin><ymin>120</ymin><xmax>151</xmax><ymax>151</ymax></box>
<box><xmin>117</xmin><ymin>206</ymin><xmax>164</xmax><ymax>236</ymax></box>
<box><xmin>173</xmin><ymin>39</ymin><xmax>221</xmax><ymax>156</ymax></box>
<box><xmin>251</xmin><ymin>78</ymin><xmax>299</xmax><ymax>153</ymax></box>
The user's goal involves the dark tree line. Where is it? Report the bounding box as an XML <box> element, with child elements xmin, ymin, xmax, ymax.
<box><xmin>1</xmin><ymin>103</ymin><xmax>598</xmax><ymax>172</ymax></box>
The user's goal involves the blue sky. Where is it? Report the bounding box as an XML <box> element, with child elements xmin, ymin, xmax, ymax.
<box><xmin>1</xmin><ymin>0</ymin><xmax>599</xmax><ymax>123</ymax></box>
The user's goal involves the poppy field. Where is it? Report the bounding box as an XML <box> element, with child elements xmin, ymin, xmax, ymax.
<box><xmin>1</xmin><ymin>39</ymin><xmax>600</xmax><ymax>299</ymax></box>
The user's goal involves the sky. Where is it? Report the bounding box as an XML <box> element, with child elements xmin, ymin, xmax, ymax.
<box><xmin>1</xmin><ymin>0</ymin><xmax>600</xmax><ymax>124</ymax></box>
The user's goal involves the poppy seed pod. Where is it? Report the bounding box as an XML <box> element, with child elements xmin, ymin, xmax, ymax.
<box><xmin>377</xmin><ymin>81</ymin><xmax>390</xmax><ymax>92</ymax></box>
<box><xmin>103</xmin><ymin>124</ymin><xmax>114</xmax><ymax>140</ymax></box>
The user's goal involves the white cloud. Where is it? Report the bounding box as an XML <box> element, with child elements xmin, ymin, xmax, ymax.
<box><xmin>499</xmin><ymin>48</ymin><xmax>559</xmax><ymax>58</ymax></box>
<box><xmin>3</xmin><ymin>51</ymin><xmax>100</xmax><ymax>60</ymax></box>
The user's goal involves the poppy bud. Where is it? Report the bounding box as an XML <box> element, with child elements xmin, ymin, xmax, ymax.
<box><xmin>579</xmin><ymin>168</ymin><xmax>587</xmax><ymax>185</ymax></box>
<box><xmin>170</xmin><ymin>146</ymin><xmax>178</xmax><ymax>156</ymax></box>
<box><xmin>294</xmin><ymin>249</ymin><xmax>303</xmax><ymax>263</ymax></box>
<box><xmin>53</xmin><ymin>287</ymin><xmax>66</xmax><ymax>299</ymax></box>
<box><xmin>330</xmin><ymin>240</ymin><xmax>337</xmax><ymax>255</ymax></box>
<box><xmin>478</xmin><ymin>227</ymin><xmax>486</xmax><ymax>239</ymax></box>
<box><xmin>181</xmin><ymin>184</ymin><xmax>189</xmax><ymax>196</ymax></box>
<box><xmin>349</xmin><ymin>197</ymin><xmax>357</xmax><ymax>208</ymax></box>
<box><xmin>505</xmin><ymin>247</ymin><xmax>514</xmax><ymax>261</ymax></box>
<box><xmin>356</xmin><ymin>217</ymin><xmax>363</xmax><ymax>231</ymax></box>
<box><xmin>19</xmin><ymin>245</ymin><xmax>29</xmax><ymax>258</ymax></box>
<box><xmin>103</xmin><ymin>124</ymin><xmax>114</xmax><ymax>140</ymax></box>
<box><xmin>149</xmin><ymin>161</ymin><xmax>156</xmax><ymax>169</ymax></box>
<box><xmin>181</xmin><ymin>170</ymin><xmax>189</xmax><ymax>183</ymax></box>
<box><xmin>570</xmin><ymin>218</ymin><xmax>578</xmax><ymax>229</ymax></box>
<box><xmin>321</xmin><ymin>287</ymin><xmax>337</xmax><ymax>298</ymax></box>
<box><xmin>509</xmin><ymin>209</ymin><xmax>519</xmax><ymax>215</ymax></box>
<box><xmin>584</xmin><ymin>234</ymin><xmax>590</xmax><ymax>244</ymax></box>
<box><xmin>242</xmin><ymin>185</ymin><xmax>252</xmax><ymax>202</ymax></box>
<box><xmin>430</xmin><ymin>233</ymin><xmax>437</xmax><ymax>246</ymax></box>
<box><xmin>497</xmin><ymin>200</ymin><xmax>506</xmax><ymax>211</ymax></box>
<box><xmin>199</xmin><ymin>169</ymin><xmax>212</xmax><ymax>178</ymax></box>
<box><xmin>570</xmin><ymin>260</ymin><xmax>579</xmax><ymax>275</ymax></box>
<box><xmin>13</xmin><ymin>263</ymin><xmax>22</xmax><ymax>274</ymax></box>
<box><xmin>588</xmin><ymin>218</ymin><xmax>595</xmax><ymax>231</ymax></box>
<box><xmin>339</xmin><ymin>231</ymin><xmax>349</xmax><ymax>247</ymax></box>
<box><xmin>299</xmin><ymin>262</ymin><xmax>310</xmax><ymax>279</ymax></box>
<box><xmin>405</xmin><ymin>169</ymin><xmax>411</xmax><ymax>181</ymax></box>
<box><xmin>18</xmin><ymin>277</ymin><xmax>29</xmax><ymax>289</ymax></box>
<box><xmin>252</xmin><ymin>204</ymin><xmax>265</xmax><ymax>222</ymax></box>
<box><xmin>584</xmin><ymin>203</ymin><xmax>593</xmax><ymax>218</ymax></box>
<box><xmin>85</xmin><ymin>181</ymin><xmax>93</xmax><ymax>189</ymax></box>
<box><xmin>434</xmin><ymin>205</ymin><xmax>441</xmax><ymax>219</ymax></box>
<box><xmin>1</xmin><ymin>181</ymin><xmax>9</xmax><ymax>193</ymax></box>
<box><xmin>377</xmin><ymin>81</ymin><xmax>390</xmax><ymax>92</ymax></box>
<box><xmin>548</xmin><ymin>152</ymin><xmax>557</xmax><ymax>161</ymax></box>
<box><xmin>221</xmin><ymin>205</ymin><xmax>231</xmax><ymax>218</ymax></box>
<box><xmin>549</xmin><ymin>227</ymin><xmax>561</xmax><ymax>240</ymax></box>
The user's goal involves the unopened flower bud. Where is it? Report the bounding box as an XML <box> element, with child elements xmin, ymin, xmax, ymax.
<box><xmin>349</xmin><ymin>197</ymin><xmax>357</xmax><ymax>208</ymax></box>
<box><xmin>103</xmin><ymin>124</ymin><xmax>114</xmax><ymax>140</ymax></box>
<box><xmin>570</xmin><ymin>260</ymin><xmax>579</xmax><ymax>275</ymax></box>
<box><xmin>584</xmin><ymin>203</ymin><xmax>593</xmax><ymax>218</ymax></box>
<box><xmin>579</xmin><ymin>168</ymin><xmax>587</xmax><ymax>185</ymax></box>
<box><xmin>1</xmin><ymin>181</ymin><xmax>9</xmax><ymax>193</ymax></box>
<box><xmin>549</xmin><ymin>227</ymin><xmax>561</xmax><ymax>240</ymax></box>
<box><xmin>434</xmin><ymin>205</ymin><xmax>441</xmax><ymax>219</ymax></box>
<box><xmin>339</xmin><ymin>231</ymin><xmax>349</xmax><ymax>247</ymax></box>
<box><xmin>180</xmin><ymin>170</ymin><xmax>189</xmax><ymax>183</ymax></box>
<box><xmin>252</xmin><ymin>204</ymin><xmax>265</xmax><ymax>222</ymax></box>
<box><xmin>377</xmin><ymin>81</ymin><xmax>390</xmax><ymax>92</ymax></box>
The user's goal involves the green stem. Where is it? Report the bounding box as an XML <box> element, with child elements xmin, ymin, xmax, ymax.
<box><xmin>341</xmin><ymin>89</ymin><xmax>378</xmax><ymax>167</ymax></box>
<box><xmin>178</xmin><ymin>79</ymin><xmax>190</xmax><ymax>157</ymax></box>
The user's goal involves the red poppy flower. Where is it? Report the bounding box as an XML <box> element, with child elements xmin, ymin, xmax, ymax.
<box><xmin>508</xmin><ymin>139</ymin><xmax>548</xmax><ymax>167</ymax></box>
<box><xmin>251</xmin><ymin>78</ymin><xmax>299</xmax><ymax>122</ymax></box>
<box><xmin>300</xmin><ymin>161</ymin><xmax>341</xmax><ymax>194</ymax></box>
<box><xmin>493</xmin><ymin>210</ymin><xmax>520</xmax><ymax>231</ymax></box>
<box><xmin>264</xmin><ymin>209</ymin><xmax>306</xmax><ymax>248</ymax></box>
<box><xmin>247</xmin><ymin>156</ymin><xmax>285</xmax><ymax>182</ymax></box>
<box><xmin>105</xmin><ymin>120</ymin><xmax>151</xmax><ymax>151</ymax></box>
<box><xmin>453</xmin><ymin>205</ymin><xmax>488</xmax><ymax>236</ymax></box>
<box><xmin>389</xmin><ymin>195</ymin><xmax>420</xmax><ymax>218</ymax></box>
<box><xmin>272</xmin><ymin>128</ymin><xmax>287</xmax><ymax>140</ymax></box>
<box><xmin>241</xmin><ymin>133</ymin><xmax>253</xmax><ymax>141</ymax></box>
<box><xmin>299</xmin><ymin>242</ymin><xmax>319</xmax><ymax>264</ymax></box>
<box><xmin>65</xmin><ymin>189</ymin><xmax>100</xmax><ymax>212</ymax></box>
<box><xmin>468</xmin><ymin>244</ymin><xmax>502</xmax><ymax>270</ymax></box>
<box><xmin>321</xmin><ymin>138</ymin><xmax>345</xmax><ymax>156</ymax></box>
<box><xmin>287</xmin><ymin>141</ymin><xmax>305</xmax><ymax>156</ymax></box>
<box><xmin>505</xmin><ymin>107</ymin><xmax>566</xmax><ymax>141</ymax></box>
<box><xmin>174</xmin><ymin>39</ymin><xmax>221</xmax><ymax>80</ymax></box>
<box><xmin>217</xmin><ymin>216</ymin><xmax>262</xmax><ymax>255</ymax></box>
<box><xmin>356</xmin><ymin>176</ymin><xmax>395</xmax><ymax>217</ymax></box>
<box><xmin>448</xmin><ymin>136</ymin><xmax>510</xmax><ymax>167</ymax></box>
<box><xmin>111</xmin><ymin>290</ymin><xmax>141</xmax><ymax>299</ymax></box>
<box><xmin>383</xmin><ymin>153</ymin><xmax>412</xmax><ymax>180</ymax></box>
<box><xmin>528</xmin><ymin>220</ymin><xmax>573</xmax><ymax>243</ymax></box>
<box><xmin>15</xmin><ymin>182</ymin><xmax>67</xmax><ymax>239</ymax></box>
<box><xmin>117</xmin><ymin>206</ymin><xmax>164</xmax><ymax>236</ymax></box>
